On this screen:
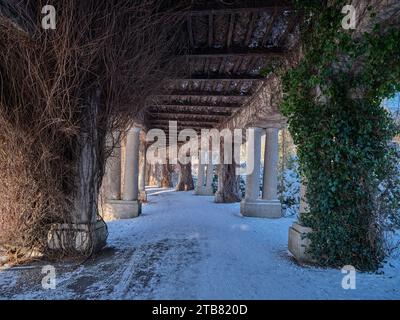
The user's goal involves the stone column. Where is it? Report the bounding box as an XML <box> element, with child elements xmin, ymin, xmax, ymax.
<box><xmin>241</xmin><ymin>127</ymin><xmax>282</xmax><ymax>218</ymax></box>
<box><xmin>138</xmin><ymin>142</ymin><xmax>147</xmax><ymax>202</ymax></box>
<box><xmin>105</xmin><ymin>132</ymin><xmax>121</xmax><ymax>200</ymax></box>
<box><xmin>244</xmin><ymin>127</ymin><xmax>262</xmax><ymax>201</ymax></box>
<box><xmin>195</xmin><ymin>162</ymin><xmax>205</xmax><ymax>195</ymax></box>
<box><xmin>103</xmin><ymin>126</ymin><xmax>142</xmax><ymax>219</ymax></box>
<box><xmin>262</xmin><ymin>128</ymin><xmax>279</xmax><ymax>200</ymax></box>
<box><xmin>204</xmin><ymin>153</ymin><xmax>214</xmax><ymax>195</ymax></box>
<box><xmin>123</xmin><ymin>127</ymin><xmax>140</xmax><ymax>201</ymax></box>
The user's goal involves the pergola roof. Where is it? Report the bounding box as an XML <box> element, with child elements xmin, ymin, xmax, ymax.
<box><xmin>145</xmin><ymin>0</ymin><xmax>302</xmax><ymax>135</ymax></box>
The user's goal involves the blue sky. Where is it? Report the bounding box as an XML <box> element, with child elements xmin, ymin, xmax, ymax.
<box><xmin>384</xmin><ymin>92</ymin><xmax>400</xmax><ymax>113</ymax></box>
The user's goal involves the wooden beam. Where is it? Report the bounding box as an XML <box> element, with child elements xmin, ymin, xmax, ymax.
<box><xmin>154</xmin><ymin>93</ymin><xmax>250</xmax><ymax>99</ymax></box>
<box><xmin>150</xmin><ymin>120</ymin><xmax>217</xmax><ymax>126</ymax></box>
<box><xmin>149</xmin><ymin>126</ymin><xmax>204</xmax><ymax>131</ymax></box>
<box><xmin>148</xmin><ymin>102</ymin><xmax>241</xmax><ymax>110</ymax></box>
<box><xmin>147</xmin><ymin>109</ymin><xmax>231</xmax><ymax>118</ymax></box>
<box><xmin>149</xmin><ymin>124</ymin><xmax>213</xmax><ymax>131</ymax></box>
<box><xmin>183</xmin><ymin>47</ymin><xmax>284</xmax><ymax>59</ymax></box>
<box><xmin>167</xmin><ymin>76</ymin><xmax>265</xmax><ymax>81</ymax></box>
<box><xmin>189</xmin><ymin>6</ymin><xmax>293</xmax><ymax>17</ymax></box>
<box><xmin>147</xmin><ymin>103</ymin><xmax>241</xmax><ymax>109</ymax></box>
<box><xmin>148</xmin><ymin>114</ymin><xmax>226</xmax><ymax>121</ymax></box>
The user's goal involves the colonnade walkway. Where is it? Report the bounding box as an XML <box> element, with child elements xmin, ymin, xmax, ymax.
<box><xmin>0</xmin><ymin>189</ymin><xmax>399</xmax><ymax>299</ymax></box>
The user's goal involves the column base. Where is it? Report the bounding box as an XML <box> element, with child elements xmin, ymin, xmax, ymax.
<box><xmin>214</xmin><ymin>191</ymin><xmax>224</xmax><ymax>203</ymax></box>
<box><xmin>240</xmin><ymin>199</ymin><xmax>282</xmax><ymax>218</ymax></box>
<box><xmin>47</xmin><ymin>220</ymin><xmax>108</xmax><ymax>254</ymax></box>
<box><xmin>288</xmin><ymin>222</ymin><xmax>315</xmax><ymax>263</ymax></box>
<box><xmin>103</xmin><ymin>200</ymin><xmax>142</xmax><ymax>220</ymax></box>
<box><xmin>195</xmin><ymin>187</ymin><xmax>214</xmax><ymax>196</ymax></box>
<box><xmin>138</xmin><ymin>191</ymin><xmax>147</xmax><ymax>202</ymax></box>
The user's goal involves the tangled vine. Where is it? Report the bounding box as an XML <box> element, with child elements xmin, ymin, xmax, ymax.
<box><xmin>0</xmin><ymin>0</ymin><xmax>188</xmax><ymax>261</ymax></box>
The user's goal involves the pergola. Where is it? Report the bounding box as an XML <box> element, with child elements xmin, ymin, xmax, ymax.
<box><xmin>102</xmin><ymin>1</ymin><xmax>304</xmax><ymax>226</ymax></box>
<box><xmin>145</xmin><ymin>0</ymin><xmax>302</xmax><ymax>136</ymax></box>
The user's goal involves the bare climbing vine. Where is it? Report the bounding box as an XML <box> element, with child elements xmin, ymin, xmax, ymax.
<box><xmin>0</xmin><ymin>0</ymin><xmax>189</xmax><ymax>262</ymax></box>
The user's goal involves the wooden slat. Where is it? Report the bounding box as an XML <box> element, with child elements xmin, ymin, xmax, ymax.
<box><xmin>245</xmin><ymin>12</ymin><xmax>258</xmax><ymax>46</ymax></box>
<box><xmin>246</xmin><ymin>56</ymin><xmax>259</xmax><ymax>73</ymax></box>
<box><xmin>187</xmin><ymin>15</ymin><xmax>194</xmax><ymax>47</ymax></box>
<box><xmin>278</xmin><ymin>13</ymin><xmax>300</xmax><ymax>47</ymax></box>
<box><xmin>262</xmin><ymin>7</ymin><xmax>279</xmax><ymax>47</ymax></box>
<box><xmin>226</xmin><ymin>14</ymin><xmax>235</xmax><ymax>48</ymax></box>
<box><xmin>208</xmin><ymin>13</ymin><xmax>214</xmax><ymax>47</ymax></box>
<box><xmin>203</xmin><ymin>57</ymin><xmax>210</xmax><ymax>74</ymax></box>
<box><xmin>232</xmin><ymin>57</ymin><xmax>244</xmax><ymax>74</ymax></box>
<box><xmin>218</xmin><ymin>57</ymin><xmax>226</xmax><ymax>74</ymax></box>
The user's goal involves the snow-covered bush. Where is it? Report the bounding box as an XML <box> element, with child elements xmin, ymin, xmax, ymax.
<box><xmin>278</xmin><ymin>156</ymin><xmax>300</xmax><ymax>217</ymax></box>
<box><xmin>377</xmin><ymin>142</ymin><xmax>400</xmax><ymax>231</ymax></box>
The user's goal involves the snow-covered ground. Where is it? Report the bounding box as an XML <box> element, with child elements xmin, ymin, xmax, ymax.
<box><xmin>0</xmin><ymin>189</ymin><xmax>399</xmax><ymax>299</ymax></box>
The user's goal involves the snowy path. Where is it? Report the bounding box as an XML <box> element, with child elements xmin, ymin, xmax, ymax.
<box><xmin>0</xmin><ymin>189</ymin><xmax>399</xmax><ymax>299</ymax></box>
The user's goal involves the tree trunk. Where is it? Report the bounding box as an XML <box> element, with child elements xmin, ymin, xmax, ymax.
<box><xmin>214</xmin><ymin>140</ymin><xmax>241</xmax><ymax>203</ymax></box>
<box><xmin>161</xmin><ymin>162</ymin><xmax>172</xmax><ymax>188</ymax></box>
<box><xmin>176</xmin><ymin>162</ymin><xmax>194</xmax><ymax>191</ymax></box>
<box><xmin>214</xmin><ymin>162</ymin><xmax>242</xmax><ymax>203</ymax></box>
<box><xmin>72</xmin><ymin>89</ymin><xmax>104</xmax><ymax>224</ymax></box>
<box><xmin>147</xmin><ymin>163</ymin><xmax>160</xmax><ymax>186</ymax></box>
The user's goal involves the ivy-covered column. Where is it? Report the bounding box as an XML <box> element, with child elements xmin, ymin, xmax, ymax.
<box><xmin>283</xmin><ymin>1</ymin><xmax>400</xmax><ymax>270</ymax></box>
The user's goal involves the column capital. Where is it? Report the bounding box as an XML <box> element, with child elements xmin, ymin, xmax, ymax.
<box><xmin>248</xmin><ymin>127</ymin><xmax>264</xmax><ymax>133</ymax></box>
<box><xmin>127</xmin><ymin>127</ymin><xmax>141</xmax><ymax>135</ymax></box>
<box><xmin>264</xmin><ymin>124</ymin><xmax>282</xmax><ymax>130</ymax></box>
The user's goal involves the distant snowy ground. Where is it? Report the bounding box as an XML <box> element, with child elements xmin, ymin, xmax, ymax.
<box><xmin>0</xmin><ymin>189</ymin><xmax>399</xmax><ymax>300</ymax></box>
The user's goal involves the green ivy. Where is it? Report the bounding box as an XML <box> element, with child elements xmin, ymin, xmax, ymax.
<box><xmin>281</xmin><ymin>0</ymin><xmax>400</xmax><ymax>270</ymax></box>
